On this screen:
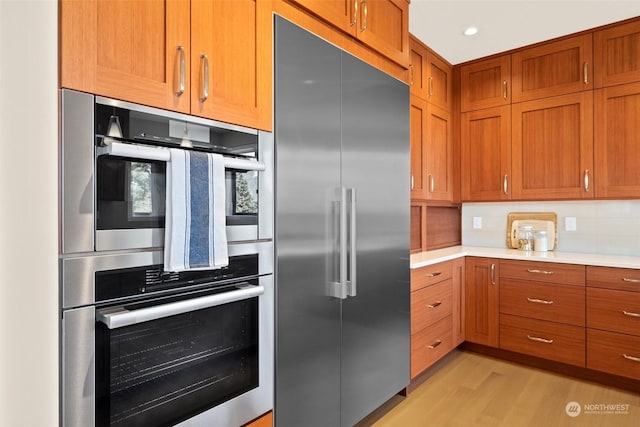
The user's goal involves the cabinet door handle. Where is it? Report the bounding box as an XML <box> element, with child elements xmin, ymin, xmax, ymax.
<box><xmin>527</xmin><ymin>335</ymin><xmax>554</xmax><ymax>344</ymax></box>
<box><xmin>428</xmin><ymin>174</ymin><xmax>434</xmax><ymax>193</ymax></box>
<box><xmin>429</xmin><ymin>76</ymin><xmax>434</xmax><ymax>97</ymax></box>
<box><xmin>427</xmin><ymin>301</ymin><xmax>442</xmax><ymax>309</ymax></box>
<box><xmin>174</xmin><ymin>46</ymin><xmax>185</xmax><ymax>97</ymax></box>
<box><xmin>503</xmin><ymin>80</ymin><xmax>508</xmax><ymax>100</ymax></box>
<box><xmin>360</xmin><ymin>0</ymin><xmax>367</xmax><ymax>32</ymax></box>
<box><xmin>427</xmin><ymin>340</ymin><xmax>442</xmax><ymax>349</ymax></box>
<box><xmin>623</xmin><ymin>277</ymin><xmax>640</xmax><ymax>283</ymax></box>
<box><xmin>351</xmin><ymin>0</ymin><xmax>358</xmax><ymax>26</ymax></box>
<box><xmin>503</xmin><ymin>174</ymin><xmax>508</xmax><ymax>195</ymax></box>
<box><xmin>623</xmin><ymin>354</ymin><xmax>640</xmax><ymax>362</ymax></box>
<box><xmin>526</xmin><ymin>269</ymin><xmax>554</xmax><ymax>275</ymax></box>
<box><xmin>199</xmin><ymin>54</ymin><xmax>209</xmax><ymax>102</ymax></box>
<box><xmin>583</xmin><ymin>62</ymin><xmax>589</xmax><ymax>84</ymax></box>
<box><xmin>623</xmin><ymin>310</ymin><xmax>640</xmax><ymax>318</ymax></box>
<box><xmin>409</xmin><ymin>64</ymin><xmax>414</xmax><ymax>86</ymax></box>
<box><xmin>490</xmin><ymin>263</ymin><xmax>496</xmax><ymax>285</ymax></box>
<box><xmin>584</xmin><ymin>169</ymin><xmax>590</xmax><ymax>192</ymax></box>
<box><xmin>426</xmin><ymin>271</ymin><xmax>442</xmax><ymax>278</ymax></box>
<box><xmin>410</xmin><ymin>174</ymin><xmax>414</xmax><ymax>190</ymax></box>
<box><xmin>527</xmin><ymin>297</ymin><xmax>554</xmax><ymax>305</ymax></box>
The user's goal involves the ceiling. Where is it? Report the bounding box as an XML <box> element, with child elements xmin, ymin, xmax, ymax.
<box><xmin>409</xmin><ymin>0</ymin><xmax>640</xmax><ymax>65</ymax></box>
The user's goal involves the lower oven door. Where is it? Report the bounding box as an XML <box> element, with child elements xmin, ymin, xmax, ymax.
<box><xmin>62</xmin><ymin>275</ymin><xmax>273</xmax><ymax>427</ymax></box>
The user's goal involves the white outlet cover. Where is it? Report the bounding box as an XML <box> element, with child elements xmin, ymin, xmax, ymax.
<box><xmin>473</xmin><ymin>217</ymin><xmax>482</xmax><ymax>229</ymax></box>
<box><xmin>565</xmin><ymin>217</ymin><xmax>577</xmax><ymax>231</ymax></box>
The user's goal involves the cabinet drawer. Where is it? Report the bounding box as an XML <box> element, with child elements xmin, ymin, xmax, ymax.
<box><xmin>587</xmin><ymin>329</ymin><xmax>640</xmax><ymax>380</ymax></box>
<box><xmin>586</xmin><ymin>266</ymin><xmax>640</xmax><ymax>292</ymax></box>
<box><xmin>411</xmin><ymin>315</ymin><xmax>452</xmax><ymax>378</ymax></box>
<box><xmin>411</xmin><ymin>278</ymin><xmax>452</xmax><ymax>334</ymax></box>
<box><xmin>500</xmin><ymin>279</ymin><xmax>585</xmax><ymax>326</ymax></box>
<box><xmin>500</xmin><ymin>314</ymin><xmax>585</xmax><ymax>366</ymax></box>
<box><xmin>587</xmin><ymin>287</ymin><xmax>640</xmax><ymax>336</ymax></box>
<box><xmin>411</xmin><ymin>261</ymin><xmax>453</xmax><ymax>291</ymax></box>
<box><xmin>500</xmin><ymin>260</ymin><xmax>585</xmax><ymax>286</ymax></box>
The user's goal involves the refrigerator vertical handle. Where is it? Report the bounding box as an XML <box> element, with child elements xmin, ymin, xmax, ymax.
<box><xmin>347</xmin><ymin>188</ymin><xmax>357</xmax><ymax>297</ymax></box>
<box><xmin>326</xmin><ymin>192</ymin><xmax>347</xmax><ymax>299</ymax></box>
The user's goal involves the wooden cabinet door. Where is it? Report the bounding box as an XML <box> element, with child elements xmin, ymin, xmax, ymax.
<box><xmin>425</xmin><ymin>103</ymin><xmax>453</xmax><ymax>201</ymax></box>
<box><xmin>289</xmin><ymin>0</ymin><xmax>356</xmax><ymax>33</ymax></box>
<box><xmin>426</xmin><ymin>52</ymin><xmax>453</xmax><ymax>111</ymax></box>
<box><xmin>461</xmin><ymin>106</ymin><xmax>511</xmax><ymax>201</ymax></box>
<box><xmin>594</xmin><ymin>82</ymin><xmax>640</xmax><ymax>198</ymax></box>
<box><xmin>355</xmin><ymin>0</ymin><xmax>410</xmax><ymax>67</ymax></box>
<box><xmin>512</xmin><ymin>92</ymin><xmax>594</xmax><ymax>200</ymax></box>
<box><xmin>191</xmin><ymin>0</ymin><xmax>271</xmax><ymax>130</ymax></box>
<box><xmin>452</xmin><ymin>257</ymin><xmax>465</xmax><ymax>346</ymax></box>
<box><xmin>410</xmin><ymin>201</ymin><xmax>427</xmax><ymax>253</ymax></box>
<box><xmin>594</xmin><ymin>19</ymin><xmax>640</xmax><ymax>88</ymax></box>
<box><xmin>410</xmin><ymin>96</ymin><xmax>428</xmax><ymax>199</ymax></box>
<box><xmin>409</xmin><ymin>35</ymin><xmax>427</xmax><ymax>98</ymax></box>
<box><xmin>460</xmin><ymin>56</ymin><xmax>511</xmax><ymax>112</ymax></box>
<box><xmin>465</xmin><ymin>257</ymin><xmax>499</xmax><ymax>347</ymax></box>
<box><xmin>60</xmin><ymin>0</ymin><xmax>191</xmax><ymax>113</ymax></box>
<box><xmin>512</xmin><ymin>34</ymin><xmax>593</xmax><ymax>103</ymax></box>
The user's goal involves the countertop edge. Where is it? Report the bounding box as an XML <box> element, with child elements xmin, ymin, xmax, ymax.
<box><xmin>410</xmin><ymin>246</ymin><xmax>640</xmax><ymax>270</ymax></box>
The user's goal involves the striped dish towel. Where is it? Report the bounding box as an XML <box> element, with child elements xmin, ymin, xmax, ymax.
<box><xmin>164</xmin><ymin>149</ymin><xmax>228</xmax><ymax>271</ymax></box>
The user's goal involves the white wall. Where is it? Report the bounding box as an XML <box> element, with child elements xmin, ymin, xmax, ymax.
<box><xmin>462</xmin><ymin>200</ymin><xmax>640</xmax><ymax>256</ymax></box>
<box><xmin>0</xmin><ymin>1</ymin><xmax>59</xmax><ymax>425</ymax></box>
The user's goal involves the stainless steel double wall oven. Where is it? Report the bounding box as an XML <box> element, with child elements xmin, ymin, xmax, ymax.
<box><xmin>59</xmin><ymin>89</ymin><xmax>274</xmax><ymax>427</ymax></box>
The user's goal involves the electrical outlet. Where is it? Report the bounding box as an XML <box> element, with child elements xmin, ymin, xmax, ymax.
<box><xmin>472</xmin><ymin>216</ymin><xmax>482</xmax><ymax>229</ymax></box>
<box><xmin>565</xmin><ymin>217</ymin><xmax>577</xmax><ymax>231</ymax></box>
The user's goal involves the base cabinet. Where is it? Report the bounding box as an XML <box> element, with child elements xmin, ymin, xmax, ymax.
<box><xmin>464</xmin><ymin>257</ymin><xmax>499</xmax><ymax>347</ymax></box>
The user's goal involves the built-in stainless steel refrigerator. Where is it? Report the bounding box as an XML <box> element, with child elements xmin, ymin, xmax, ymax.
<box><xmin>274</xmin><ymin>17</ymin><xmax>410</xmax><ymax>427</ymax></box>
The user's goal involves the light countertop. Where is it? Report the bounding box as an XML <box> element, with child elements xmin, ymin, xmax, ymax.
<box><xmin>410</xmin><ymin>246</ymin><xmax>640</xmax><ymax>270</ymax></box>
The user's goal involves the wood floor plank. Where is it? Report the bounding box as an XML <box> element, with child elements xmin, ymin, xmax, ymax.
<box><xmin>357</xmin><ymin>350</ymin><xmax>640</xmax><ymax>427</ymax></box>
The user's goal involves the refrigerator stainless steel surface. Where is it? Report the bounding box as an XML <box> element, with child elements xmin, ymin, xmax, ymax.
<box><xmin>274</xmin><ymin>17</ymin><xmax>411</xmax><ymax>427</ymax></box>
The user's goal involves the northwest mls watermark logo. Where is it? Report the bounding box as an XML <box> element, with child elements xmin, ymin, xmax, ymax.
<box><xmin>565</xmin><ymin>401</ymin><xmax>630</xmax><ymax>417</ymax></box>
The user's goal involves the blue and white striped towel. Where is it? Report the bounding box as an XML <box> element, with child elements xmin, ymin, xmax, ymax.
<box><xmin>164</xmin><ymin>149</ymin><xmax>228</xmax><ymax>272</ymax></box>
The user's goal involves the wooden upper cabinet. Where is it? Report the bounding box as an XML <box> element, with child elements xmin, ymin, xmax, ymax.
<box><xmin>290</xmin><ymin>0</ymin><xmax>410</xmax><ymax>67</ymax></box>
<box><xmin>191</xmin><ymin>0</ymin><xmax>271</xmax><ymax>130</ymax></box>
<box><xmin>60</xmin><ymin>0</ymin><xmax>191</xmax><ymax>113</ymax></box>
<box><xmin>461</xmin><ymin>106</ymin><xmax>512</xmax><ymax>201</ymax></box>
<box><xmin>512</xmin><ymin>34</ymin><xmax>593</xmax><ymax>103</ymax></box>
<box><xmin>512</xmin><ymin>92</ymin><xmax>594</xmax><ymax>200</ymax></box>
<box><xmin>594</xmin><ymin>19</ymin><xmax>640</xmax><ymax>88</ymax></box>
<box><xmin>460</xmin><ymin>56</ymin><xmax>511</xmax><ymax>112</ymax></box>
<box><xmin>410</xmin><ymin>96</ymin><xmax>429</xmax><ymax>200</ymax></box>
<box><xmin>594</xmin><ymin>82</ymin><xmax>640</xmax><ymax>198</ymax></box>
<box><xmin>425</xmin><ymin>103</ymin><xmax>453</xmax><ymax>201</ymax></box>
<box><xmin>409</xmin><ymin>36</ymin><xmax>452</xmax><ymax>110</ymax></box>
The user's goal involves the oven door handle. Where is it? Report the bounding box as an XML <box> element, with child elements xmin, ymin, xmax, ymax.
<box><xmin>97</xmin><ymin>284</ymin><xmax>264</xmax><ymax>329</ymax></box>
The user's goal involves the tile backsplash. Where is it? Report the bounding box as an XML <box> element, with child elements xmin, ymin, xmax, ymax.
<box><xmin>462</xmin><ymin>201</ymin><xmax>640</xmax><ymax>257</ymax></box>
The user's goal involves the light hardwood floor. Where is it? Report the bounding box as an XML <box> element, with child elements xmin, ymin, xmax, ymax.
<box><xmin>357</xmin><ymin>350</ymin><xmax>640</xmax><ymax>427</ymax></box>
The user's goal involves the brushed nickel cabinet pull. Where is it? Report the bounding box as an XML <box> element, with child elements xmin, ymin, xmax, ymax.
<box><xmin>409</xmin><ymin>64</ymin><xmax>414</xmax><ymax>86</ymax></box>
<box><xmin>429</xmin><ymin>76</ymin><xmax>434</xmax><ymax>97</ymax></box>
<box><xmin>490</xmin><ymin>263</ymin><xmax>496</xmax><ymax>285</ymax></box>
<box><xmin>527</xmin><ymin>297</ymin><xmax>554</xmax><ymax>305</ymax></box>
<box><xmin>360</xmin><ymin>0</ymin><xmax>367</xmax><ymax>32</ymax></box>
<box><xmin>174</xmin><ymin>46</ymin><xmax>185</xmax><ymax>97</ymax></box>
<box><xmin>503</xmin><ymin>80</ymin><xmax>508</xmax><ymax>99</ymax></box>
<box><xmin>199</xmin><ymin>54</ymin><xmax>209</xmax><ymax>102</ymax></box>
<box><xmin>527</xmin><ymin>335</ymin><xmax>553</xmax><ymax>344</ymax></box>
<box><xmin>623</xmin><ymin>310</ymin><xmax>640</xmax><ymax>318</ymax></box>
<box><xmin>583</xmin><ymin>62</ymin><xmax>589</xmax><ymax>84</ymax></box>
<box><xmin>426</xmin><ymin>272</ymin><xmax>442</xmax><ymax>278</ymax></box>
<box><xmin>428</xmin><ymin>174</ymin><xmax>434</xmax><ymax>193</ymax></box>
<box><xmin>623</xmin><ymin>354</ymin><xmax>640</xmax><ymax>362</ymax></box>
<box><xmin>584</xmin><ymin>169</ymin><xmax>590</xmax><ymax>192</ymax></box>
<box><xmin>503</xmin><ymin>174</ymin><xmax>508</xmax><ymax>195</ymax></box>
<box><xmin>351</xmin><ymin>0</ymin><xmax>358</xmax><ymax>26</ymax></box>
<box><xmin>427</xmin><ymin>301</ymin><xmax>442</xmax><ymax>309</ymax></box>
<box><xmin>427</xmin><ymin>340</ymin><xmax>442</xmax><ymax>349</ymax></box>
<box><xmin>527</xmin><ymin>269</ymin><xmax>554</xmax><ymax>275</ymax></box>
<box><xmin>623</xmin><ymin>277</ymin><xmax>640</xmax><ymax>283</ymax></box>
<box><xmin>410</xmin><ymin>174</ymin><xmax>414</xmax><ymax>190</ymax></box>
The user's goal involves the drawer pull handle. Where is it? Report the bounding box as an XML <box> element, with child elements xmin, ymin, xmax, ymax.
<box><xmin>426</xmin><ymin>272</ymin><xmax>442</xmax><ymax>278</ymax></box>
<box><xmin>527</xmin><ymin>297</ymin><xmax>554</xmax><ymax>305</ymax></box>
<box><xmin>623</xmin><ymin>354</ymin><xmax>640</xmax><ymax>362</ymax></box>
<box><xmin>427</xmin><ymin>340</ymin><xmax>442</xmax><ymax>349</ymax></box>
<box><xmin>527</xmin><ymin>335</ymin><xmax>553</xmax><ymax>344</ymax></box>
<box><xmin>526</xmin><ymin>269</ymin><xmax>554</xmax><ymax>275</ymax></box>
<box><xmin>623</xmin><ymin>277</ymin><xmax>640</xmax><ymax>283</ymax></box>
<box><xmin>427</xmin><ymin>301</ymin><xmax>442</xmax><ymax>309</ymax></box>
<box><xmin>623</xmin><ymin>310</ymin><xmax>640</xmax><ymax>318</ymax></box>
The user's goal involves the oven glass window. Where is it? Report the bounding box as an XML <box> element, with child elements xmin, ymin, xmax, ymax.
<box><xmin>95</xmin><ymin>296</ymin><xmax>259</xmax><ymax>427</ymax></box>
<box><xmin>226</xmin><ymin>170</ymin><xmax>258</xmax><ymax>221</ymax></box>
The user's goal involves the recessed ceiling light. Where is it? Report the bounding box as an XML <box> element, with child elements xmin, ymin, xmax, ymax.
<box><xmin>464</xmin><ymin>26</ymin><xmax>478</xmax><ymax>36</ymax></box>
